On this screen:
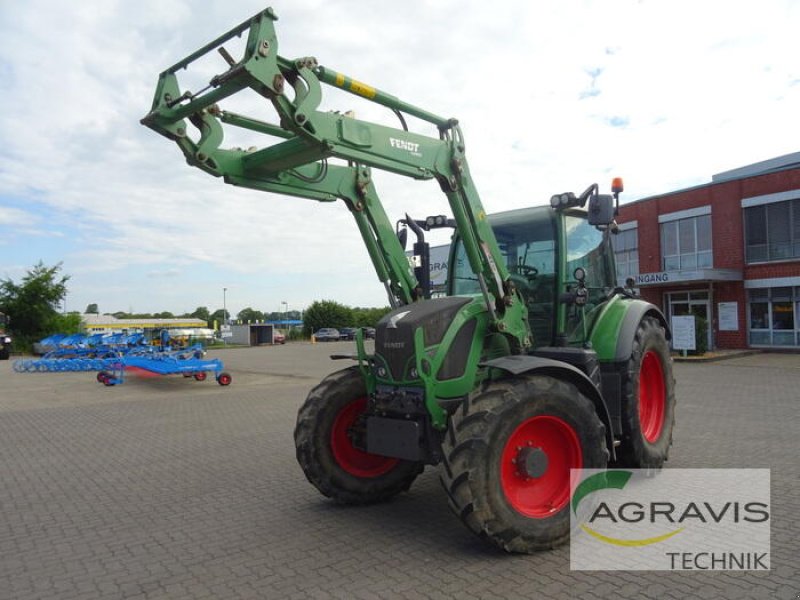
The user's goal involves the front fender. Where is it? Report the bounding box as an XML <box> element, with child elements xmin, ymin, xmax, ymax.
<box><xmin>479</xmin><ymin>355</ymin><xmax>616</xmax><ymax>460</ymax></box>
<box><xmin>590</xmin><ymin>296</ymin><xmax>671</xmax><ymax>362</ymax></box>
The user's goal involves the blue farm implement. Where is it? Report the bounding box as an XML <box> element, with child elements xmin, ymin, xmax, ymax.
<box><xmin>14</xmin><ymin>339</ymin><xmax>231</xmax><ymax>386</ymax></box>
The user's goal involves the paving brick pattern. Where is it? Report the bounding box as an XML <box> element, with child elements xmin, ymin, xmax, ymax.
<box><xmin>0</xmin><ymin>346</ymin><xmax>797</xmax><ymax>599</ymax></box>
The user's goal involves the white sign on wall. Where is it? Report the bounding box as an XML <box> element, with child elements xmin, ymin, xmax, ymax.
<box><xmin>671</xmin><ymin>315</ymin><xmax>696</xmax><ymax>351</ymax></box>
<box><xmin>718</xmin><ymin>302</ymin><xmax>739</xmax><ymax>331</ymax></box>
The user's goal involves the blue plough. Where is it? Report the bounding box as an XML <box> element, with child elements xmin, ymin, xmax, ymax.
<box><xmin>14</xmin><ymin>332</ymin><xmax>232</xmax><ymax>386</ymax></box>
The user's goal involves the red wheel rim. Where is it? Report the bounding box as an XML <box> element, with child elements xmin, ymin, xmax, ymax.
<box><xmin>500</xmin><ymin>415</ymin><xmax>582</xmax><ymax>518</ymax></box>
<box><xmin>194</xmin><ymin>371</ymin><xmax>207</xmax><ymax>381</ymax></box>
<box><xmin>218</xmin><ymin>374</ymin><xmax>231</xmax><ymax>385</ymax></box>
<box><xmin>330</xmin><ymin>397</ymin><xmax>398</xmax><ymax>478</ymax></box>
<box><xmin>639</xmin><ymin>351</ymin><xmax>666</xmax><ymax>443</ymax></box>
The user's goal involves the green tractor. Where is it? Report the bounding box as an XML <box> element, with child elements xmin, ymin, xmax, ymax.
<box><xmin>142</xmin><ymin>8</ymin><xmax>675</xmax><ymax>553</ymax></box>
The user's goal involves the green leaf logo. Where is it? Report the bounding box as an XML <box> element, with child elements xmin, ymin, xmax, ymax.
<box><xmin>572</xmin><ymin>470</ymin><xmax>683</xmax><ymax>547</ymax></box>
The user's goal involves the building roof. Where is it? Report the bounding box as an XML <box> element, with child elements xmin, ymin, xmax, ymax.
<box><xmin>711</xmin><ymin>151</ymin><xmax>800</xmax><ymax>183</ymax></box>
<box><xmin>621</xmin><ymin>150</ymin><xmax>800</xmax><ymax>208</ymax></box>
<box><xmin>81</xmin><ymin>314</ymin><xmax>207</xmax><ymax>328</ymax></box>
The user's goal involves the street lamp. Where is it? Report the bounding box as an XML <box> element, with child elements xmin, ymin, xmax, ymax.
<box><xmin>223</xmin><ymin>287</ymin><xmax>228</xmax><ymax>326</ymax></box>
<box><xmin>281</xmin><ymin>301</ymin><xmax>288</xmax><ymax>331</ymax></box>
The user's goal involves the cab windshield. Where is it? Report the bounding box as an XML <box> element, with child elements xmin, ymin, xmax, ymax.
<box><xmin>450</xmin><ymin>207</ymin><xmax>557</xmax><ymax>345</ymax></box>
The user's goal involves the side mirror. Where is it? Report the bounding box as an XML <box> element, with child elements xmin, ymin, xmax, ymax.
<box><xmin>588</xmin><ymin>194</ymin><xmax>615</xmax><ymax>226</ymax></box>
<box><xmin>397</xmin><ymin>227</ymin><xmax>408</xmax><ymax>250</ymax></box>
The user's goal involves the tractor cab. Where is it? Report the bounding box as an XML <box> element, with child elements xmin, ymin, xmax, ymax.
<box><xmin>449</xmin><ymin>205</ymin><xmax>617</xmax><ymax>348</ymax></box>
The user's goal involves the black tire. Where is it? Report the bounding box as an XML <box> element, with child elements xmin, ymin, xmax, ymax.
<box><xmin>614</xmin><ymin>316</ymin><xmax>676</xmax><ymax>469</ymax></box>
<box><xmin>440</xmin><ymin>374</ymin><xmax>608</xmax><ymax>553</ymax></box>
<box><xmin>294</xmin><ymin>367</ymin><xmax>424</xmax><ymax>505</ymax></box>
<box><xmin>0</xmin><ymin>347</ymin><xmax>10</xmax><ymax>360</ymax></box>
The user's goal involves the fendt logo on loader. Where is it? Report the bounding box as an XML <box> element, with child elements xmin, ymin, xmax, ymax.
<box><xmin>389</xmin><ymin>137</ymin><xmax>422</xmax><ymax>157</ymax></box>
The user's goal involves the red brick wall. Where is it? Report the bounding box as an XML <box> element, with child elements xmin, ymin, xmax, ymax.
<box><xmin>713</xmin><ymin>282</ymin><xmax>748</xmax><ymax>349</ymax></box>
<box><xmin>616</xmin><ymin>166</ymin><xmax>800</xmax><ymax>350</ymax></box>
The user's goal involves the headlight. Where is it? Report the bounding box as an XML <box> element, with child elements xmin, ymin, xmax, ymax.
<box><xmin>2</xmin><ymin>337</ymin><xmax>10</xmax><ymax>344</ymax></box>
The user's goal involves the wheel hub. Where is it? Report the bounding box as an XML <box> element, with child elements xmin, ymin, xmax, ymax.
<box><xmin>500</xmin><ymin>415</ymin><xmax>583</xmax><ymax>518</ymax></box>
<box><xmin>514</xmin><ymin>446</ymin><xmax>548</xmax><ymax>479</ymax></box>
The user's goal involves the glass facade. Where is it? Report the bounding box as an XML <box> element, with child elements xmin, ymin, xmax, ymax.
<box><xmin>661</xmin><ymin>214</ymin><xmax>712</xmax><ymax>271</ymax></box>
<box><xmin>744</xmin><ymin>198</ymin><xmax>800</xmax><ymax>263</ymax></box>
<box><xmin>747</xmin><ymin>287</ymin><xmax>800</xmax><ymax>347</ymax></box>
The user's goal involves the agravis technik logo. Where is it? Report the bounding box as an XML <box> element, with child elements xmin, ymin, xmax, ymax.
<box><xmin>570</xmin><ymin>469</ymin><xmax>770</xmax><ymax>571</ymax></box>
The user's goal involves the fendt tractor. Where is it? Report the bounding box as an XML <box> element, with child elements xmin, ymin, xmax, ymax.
<box><xmin>142</xmin><ymin>8</ymin><xmax>676</xmax><ymax>553</ymax></box>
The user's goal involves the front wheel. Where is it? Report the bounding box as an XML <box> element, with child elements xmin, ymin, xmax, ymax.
<box><xmin>614</xmin><ymin>316</ymin><xmax>676</xmax><ymax>469</ymax></box>
<box><xmin>294</xmin><ymin>367</ymin><xmax>423</xmax><ymax>504</ymax></box>
<box><xmin>441</xmin><ymin>375</ymin><xmax>608</xmax><ymax>553</ymax></box>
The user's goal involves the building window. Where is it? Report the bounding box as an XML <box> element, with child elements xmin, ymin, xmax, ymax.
<box><xmin>747</xmin><ymin>287</ymin><xmax>800</xmax><ymax>347</ymax></box>
<box><xmin>612</xmin><ymin>227</ymin><xmax>639</xmax><ymax>279</ymax></box>
<box><xmin>661</xmin><ymin>214</ymin><xmax>712</xmax><ymax>271</ymax></box>
<box><xmin>744</xmin><ymin>198</ymin><xmax>800</xmax><ymax>263</ymax></box>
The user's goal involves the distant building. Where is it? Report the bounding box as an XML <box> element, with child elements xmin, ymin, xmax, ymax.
<box><xmin>406</xmin><ymin>244</ymin><xmax>450</xmax><ymax>297</ymax></box>
<box><xmin>615</xmin><ymin>151</ymin><xmax>800</xmax><ymax>351</ymax></box>
<box><xmin>81</xmin><ymin>314</ymin><xmax>207</xmax><ymax>335</ymax></box>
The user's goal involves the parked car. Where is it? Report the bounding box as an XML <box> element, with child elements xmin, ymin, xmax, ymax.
<box><xmin>338</xmin><ymin>327</ymin><xmax>357</xmax><ymax>341</ymax></box>
<box><xmin>273</xmin><ymin>331</ymin><xmax>286</xmax><ymax>344</ymax></box>
<box><xmin>314</xmin><ymin>328</ymin><xmax>340</xmax><ymax>342</ymax></box>
<box><xmin>364</xmin><ymin>327</ymin><xmax>376</xmax><ymax>339</ymax></box>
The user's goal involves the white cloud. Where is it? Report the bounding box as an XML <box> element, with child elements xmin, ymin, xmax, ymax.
<box><xmin>0</xmin><ymin>206</ymin><xmax>38</xmax><ymax>227</ymax></box>
<box><xmin>0</xmin><ymin>0</ymin><xmax>798</xmax><ymax>313</ymax></box>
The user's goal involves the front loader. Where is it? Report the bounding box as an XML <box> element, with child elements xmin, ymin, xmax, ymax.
<box><xmin>142</xmin><ymin>7</ymin><xmax>675</xmax><ymax>553</ymax></box>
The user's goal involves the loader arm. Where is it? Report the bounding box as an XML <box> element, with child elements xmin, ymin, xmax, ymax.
<box><xmin>141</xmin><ymin>7</ymin><xmax>530</xmax><ymax>349</ymax></box>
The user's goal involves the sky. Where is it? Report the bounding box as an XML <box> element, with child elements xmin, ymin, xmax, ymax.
<box><xmin>1</xmin><ymin>0</ymin><xmax>798</xmax><ymax>318</ymax></box>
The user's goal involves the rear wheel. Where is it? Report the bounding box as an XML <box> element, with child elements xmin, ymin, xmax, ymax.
<box><xmin>294</xmin><ymin>367</ymin><xmax>423</xmax><ymax>504</ymax></box>
<box><xmin>441</xmin><ymin>375</ymin><xmax>608</xmax><ymax>553</ymax></box>
<box><xmin>614</xmin><ymin>316</ymin><xmax>676</xmax><ymax>469</ymax></box>
<box><xmin>194</xmin><ymin>371</ymin><xmax>207</xmax><ymax>381</ymax></box>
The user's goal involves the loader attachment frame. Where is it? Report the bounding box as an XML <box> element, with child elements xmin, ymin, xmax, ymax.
<box><xmin>141</xmin><ymin>7</ymin><xmax>530</xmax><ymax>350</ymax></box>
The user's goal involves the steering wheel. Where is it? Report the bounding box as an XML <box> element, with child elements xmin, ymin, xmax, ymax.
<box><xmin>515</xmin><ymin>265</ymin><xmax>538</xmax><ymax>278</ymax></box>
<box><xmin>508</xmin><ymin>265</ymin><xmax>539</xmax><ymax>293</ymax></box>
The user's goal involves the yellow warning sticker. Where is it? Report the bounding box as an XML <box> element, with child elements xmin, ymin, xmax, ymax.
<box><xmin>349</xmin><ymin>79</ymin><xmax>376</xmax><ymax>99</ymax></box>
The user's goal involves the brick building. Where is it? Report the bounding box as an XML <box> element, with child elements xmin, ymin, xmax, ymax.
<box><xmin>615</xmin><ymin>152</ymin><xmax>800</xmax><ymax>350</ymax></box>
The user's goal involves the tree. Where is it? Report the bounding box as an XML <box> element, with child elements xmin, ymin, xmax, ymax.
<box><xmin>238</xmin><ymin>307</ymin><xmax>264</xmax><ymax>323</ymax></box>
<box><xmin>210</xmin><ymin>308</ymin><xmax>230</xmax><ymax>327</ymax></box>
<box><xmin>0</xmin><ymin>262</ymin><xmax>70</xmax><ymax>345</ymax></box>
<box><xmin>153</xmin><ymin>311</ymin><xmax>175</xmax><ymax>319</ymax></box>
<box><xmin>85</xmin><ymin>303</ymin><xmax>99</xmax><ymax>314</ymax></box>
<box><xmin>190</xmin><ymin>306</ymin><xmax>210</xmax><ymax>322</ymax></box>
<box><xmin>52</xmin><ymin>312</ymin><xmax>83</xmax><ymax>335</ymax></box>
<box><xmin>303</xmin><ymin>300</ymin><xmax>353</xmax><ymax>335</ymax></box>
<box><xmin>352</xmin><ymin>306</ymin><xmax>392</xmax><ymax>327</ymax></box>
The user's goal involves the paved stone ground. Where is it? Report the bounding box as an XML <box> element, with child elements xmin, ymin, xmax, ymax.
<box><xmin>0</xmin><ymin>345</ymin><xmax>797</xmax><ymax>599</ymax></box>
